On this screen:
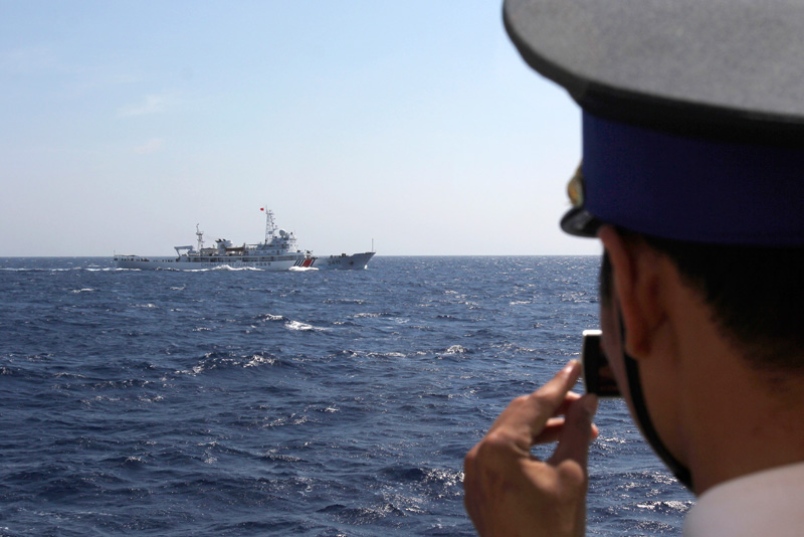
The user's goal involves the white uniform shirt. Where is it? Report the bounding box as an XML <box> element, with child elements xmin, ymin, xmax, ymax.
<box><xmin>683</xmin><ymin>462</ymin><xmax>804</xmax><ymax>536</ymax></box>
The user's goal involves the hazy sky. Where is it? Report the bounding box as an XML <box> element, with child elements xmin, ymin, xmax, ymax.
<box><xmin>1</xmin><ymin>1</ymin><xmax>599</xmax><ymax>257</ymax></box>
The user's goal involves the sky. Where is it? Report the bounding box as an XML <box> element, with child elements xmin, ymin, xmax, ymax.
<box><xmin>0</xmin><ymin>1</ymin><xmax>600</xmax><ymax>257</ymax></box>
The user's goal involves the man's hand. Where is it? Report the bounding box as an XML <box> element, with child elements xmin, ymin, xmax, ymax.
<box><xmin>463</xmin><ymin>361</ymin><xmax>599</xmax><ymax>537</ymax></box>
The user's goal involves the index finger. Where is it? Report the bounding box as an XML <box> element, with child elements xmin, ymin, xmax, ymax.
<box><xmin>526</xmin><ymin>360</ymin><xmax>583</xmax><ymax>428</ymax></box>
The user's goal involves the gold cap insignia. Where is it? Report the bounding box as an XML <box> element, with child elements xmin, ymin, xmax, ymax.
<box><xmin>567</xmin><ymin>163</ymin><xmax>584</xmax><ymax>208</ymax></box>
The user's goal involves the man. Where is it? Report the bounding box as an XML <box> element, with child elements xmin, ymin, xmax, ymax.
<box><xmin>464</xmin><ymin>1</ymin><xmax>804</xmax><ymax>535</ymax></box>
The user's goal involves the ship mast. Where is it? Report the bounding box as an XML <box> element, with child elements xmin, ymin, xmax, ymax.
<box><xmin>263</xmin><ymin>208</ymin><xmax>277</xmax><ymax>244</ymax></box>
<box><xmin>195</xmin><ymin>224</ymin><xmax>204</xmax><ymax>251</ymax></box>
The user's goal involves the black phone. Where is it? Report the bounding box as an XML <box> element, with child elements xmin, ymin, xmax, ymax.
<box><xmin>581</xmin><ymin>330</ymin><xmax>621</xmax><ymax>397</ymax></box>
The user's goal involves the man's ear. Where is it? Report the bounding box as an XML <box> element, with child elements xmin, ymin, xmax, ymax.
<box><xmin>598</xmin><ymin>226</ymin><xmax>666</xmax><ymax>359</ymax></box>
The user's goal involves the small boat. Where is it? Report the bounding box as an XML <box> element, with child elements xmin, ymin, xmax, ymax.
<box><xmin>114</xmin><ymin>209</ymin><xmax>374</xmax><ymax>271</ymax></box>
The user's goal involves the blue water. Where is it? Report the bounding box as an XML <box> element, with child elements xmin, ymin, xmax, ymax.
<box><xmin>0</xmin><ymin>256</ymin><xmax>693</xmax><ymax>536</ymax></box>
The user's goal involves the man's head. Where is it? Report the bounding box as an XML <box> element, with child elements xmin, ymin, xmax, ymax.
<box><xmin>504</xmin><ymin>0</ymin><xmax>804</xmax><ymax>493</ymax></box>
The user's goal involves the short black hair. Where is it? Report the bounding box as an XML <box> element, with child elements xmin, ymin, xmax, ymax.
<box><xmin>599</xmin><ymin>229</ymin><xmax>804</xmax><ymax>373</ymax></box>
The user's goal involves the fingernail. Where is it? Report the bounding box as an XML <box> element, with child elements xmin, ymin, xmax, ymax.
<box><xmin>583</xmin><ymin>394</ymin><xmax>599</xmax><ymax>415</ymax></box>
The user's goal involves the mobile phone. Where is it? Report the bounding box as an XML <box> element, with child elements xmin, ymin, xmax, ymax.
<box><xmin>581</xmin><ymin>330</ymin><xmax>621</xmax><ymax>397</ymax></box>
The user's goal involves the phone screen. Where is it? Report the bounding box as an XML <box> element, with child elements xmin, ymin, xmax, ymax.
<box><xmin>581</xmin><ymin>330</ymin><xmax>621</xmax><ymax>397</ymax></box>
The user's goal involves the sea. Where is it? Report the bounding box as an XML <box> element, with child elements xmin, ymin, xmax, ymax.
<box><xmin>0</xmin><ymin>256</ymin><xmax>694</xmax><ymax>536</ymax></box>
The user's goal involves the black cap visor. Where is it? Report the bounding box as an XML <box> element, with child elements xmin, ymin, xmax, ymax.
<box><xmin>560</xmin><ymin>206</ymin><xmax>602</xmax><ymax>238</ymax></box>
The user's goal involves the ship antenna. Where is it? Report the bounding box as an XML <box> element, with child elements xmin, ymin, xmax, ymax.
<box><xmin>196</xmin><ymin>224</ymin><xmax>204</xmax><ymax>251</ymax></box>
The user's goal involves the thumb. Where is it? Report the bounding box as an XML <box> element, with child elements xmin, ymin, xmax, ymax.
<box><xmin>549</xmin><ymin>394</ymin><xmax>598</xmax><ymax>468</ymax></box>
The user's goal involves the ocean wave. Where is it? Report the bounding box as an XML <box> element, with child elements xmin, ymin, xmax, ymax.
<box><xmin>352</xmin><ymin>312</ymin><xmax>396</xmax><ymax>319</ymax></box>
<box><xmin>284</xmin><ymin>320</ymin><xmax>326</xmax><ymax>332</ymax></box>
<box><xmin>245</xmin><ymin>354</ymin><xmax>277</xmax><ymax>367</ymax></box>
<box><xmin>636</xmin><ymin>500</ymin><xmax>692</xmax><ymax>514</ymax></box>
<box><xmin>442</xmin><ymin>344</ymin><xmax>468</xmax><ymax>355</ymax></box>
<box><xmin>256</xmin><ymin>313</ymin><xmax>286</xmax><ymax>322</ymax></box>
<box><xmin>176</xmin><ymin>351</ymin><xmax>280</xmax><ymax>376</ymax></box>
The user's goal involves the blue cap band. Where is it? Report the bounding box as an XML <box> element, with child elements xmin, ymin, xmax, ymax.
<box><xmin>582</xmin><ymin>112</ymin><xmax>804</xmax><ymax>245</ymax></box>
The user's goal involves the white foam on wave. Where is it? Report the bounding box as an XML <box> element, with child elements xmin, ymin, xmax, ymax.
<box><xmin>353</xmin><ymin>312</ymin><xmax>384</xmax><ymax>319</ymax></box>
<box><xmin>284</xmin><ymin>320</ymin><xmax>326</xmax><ymax>332</ymax></box>
<box><xmin>211</xmin><ymin>265</ymin><xmax>264</xmax><ymax>272</ymax></box>
<box><xmin>245</xmin><ymin>355</ymin><xmax>276</xmax><ymax>367</ymax></box>
<box><xmin>637</xmin><ymin>500</ymin><xmax>692</xmax><ymax>513</ymax></box>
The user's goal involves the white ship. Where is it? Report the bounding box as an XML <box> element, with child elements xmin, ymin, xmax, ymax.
<box><xmin>114</xmin><ymin>209</ymin><xmax>375</xmax><ymax>271</ymax></box>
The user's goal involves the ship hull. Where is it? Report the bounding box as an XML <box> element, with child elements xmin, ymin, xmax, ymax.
<box><xmin>311</xmin><ymin>252</ymin><xmax>376</xmax><ymax>270</ymax></box>
<box><xmin>114</xmin><ymin>255</ymin><xmax>310</xmax><ymax>271</ymax></box>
